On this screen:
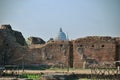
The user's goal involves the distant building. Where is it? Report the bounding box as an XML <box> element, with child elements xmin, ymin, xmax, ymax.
<box><xmin>54</xmin><ymin>28</ymin><xmax>67</xmax><ymax>41</ymax></box>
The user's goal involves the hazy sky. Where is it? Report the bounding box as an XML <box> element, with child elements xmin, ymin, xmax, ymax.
<box><xmin>0</xmin><ymin>0</ymin><xmax>120</xmax><ymax>41</ymax></box>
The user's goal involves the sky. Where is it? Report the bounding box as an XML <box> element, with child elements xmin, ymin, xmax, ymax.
<box><xmin>0</xmin><ymin>0</ymin><xmax>120</xmax><ymax>41</ymax></box>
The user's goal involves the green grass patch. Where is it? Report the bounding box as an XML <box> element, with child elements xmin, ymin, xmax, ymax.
<box><xmin>19</xmin><ymin>73</ymin><xmax>41</xmax><ymax>79</ymax></box>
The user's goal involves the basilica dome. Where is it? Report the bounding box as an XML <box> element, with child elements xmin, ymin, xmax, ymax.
<box><xmin>54</xmin><ymin>28</ymin><xmax>67</xmax><ymax>41</ymax></box>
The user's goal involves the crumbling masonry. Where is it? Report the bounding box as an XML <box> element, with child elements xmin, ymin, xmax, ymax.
<box><xmin>0</xmin><ymin>25</ymin><xmax>120</xmax><ymax>68</ymax></box>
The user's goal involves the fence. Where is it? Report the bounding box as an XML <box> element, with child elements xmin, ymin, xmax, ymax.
<box><xmin>91</xmin><ymin>64</ymin><xmax>120</xmax><ymax>80</ymax></box>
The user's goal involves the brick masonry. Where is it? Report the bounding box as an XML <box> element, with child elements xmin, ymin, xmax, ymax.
<box><xmin>0</xmin><ymin>25</ymin><xmax>120</xmax><ymax>68</ymax></box>
<box><xmin>28</xmin><ymin>36</ymin><xmax>120</xmax><ymax>68</ymax></box>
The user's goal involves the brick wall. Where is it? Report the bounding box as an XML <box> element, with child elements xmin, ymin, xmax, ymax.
<box><xmin>29</xmin><ymin>41</ymin><xmax>72</xmax><ymax>68</ymax></box>
<box><xmin>73</xmin><ymin>36</ymin><xmax>116</xmax><ymax>68</ymax></box>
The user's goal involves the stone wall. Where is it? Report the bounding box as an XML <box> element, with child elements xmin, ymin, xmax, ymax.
<box><xmin>28</xmin><ymin>36</ymin><xmax>118</xmax><ymax>68</ymax></box>
<box><xmin>28</xmin><ymin>41</ymin><xmax>72</xmax><ymax>68</ymax></box>
<box><xmin>0</xmin><ymin>25</ymin><xmax>26</xmax><ymax>46</ymax></box>
<box><xmin>0</xmin><ymin>24</ymin><xmax>120</xmax><ymax>69</ymax></box>
<box><xmin>28</xmin><ymin>37</ymin><xmax>45</xmax><ymax>45</ymax></box>
<box><xmin>0</xmin><ymin>24</ymin><xmax>26</xmax><ymax>65</ymax></box>
<box><xmin>0</xmin><ymin>24</ymin><xmax>12</xmax><ymax>30</ymax></box>
<box><xmin>73</xmin><ymin>36</ymin><xmax>116</xmax><ymax>68</ymax></box>
<box><xmin>114</xmin><ymin>37</ymin><xmax>120</xmax><ymax>61</ymax></box>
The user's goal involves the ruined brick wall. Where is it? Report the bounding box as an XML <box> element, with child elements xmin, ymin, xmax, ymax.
<box><xmin>73</xmin><ymin>36</ymin><xmax>116</xmax><ymax>68</ymax></box>
<box><xmin>28</xmin><ymin>41</ymin><xmax>72</xmax><ymax>68</ymax></box>
<box><xmin>114</xmin><ymin>37</ymin><xmax>120</xmax><ymax>61</ymax></box>
<box><xmin>0</xmin><ymin>24</ymin><xmax>26</xmax><ymax>65</ymax></box>
<box><xmin>1</xmin><ymin>24</ymin><xmax>120</xmax><ymax>69</ymax></box>
<box><xmin>0</xmin><ymin>31</ymin><xmax>6</xmax><ymax>65</ymax></box>
<box><xmin>28</xmin><ymin>37</ymin><xmax>45</xmax><ymax>45</ymax></box>
<box><xmin>21</xmin><ymin>36</ymin><xmax>120</xmax><ymax>68</ymax></box>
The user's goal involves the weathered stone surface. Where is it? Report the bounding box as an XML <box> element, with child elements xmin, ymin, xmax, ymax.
<box><xmin>0</xmin><ymin>24</ymin><xmax>26</xmax><ymax>46</ymax></box>
<box><xmin>73</xmin><ymin>36</ymin><xmax>116</xmax><ymax>68</ymax></box>
<box><xmin>0</xmin><ymin>24</ymin><xmax>26</xmax><ymax>65</ymax></box>
<box><xmin>28</xmin><ymin>41</ymin><xmax>72</xmax><ymax>68</ymax></box>
<box><xmin>0</xmin><ymin>24</ymin><xmax>12</xmax><ymax>30</ymax></box>
<box><xmin>28</xmin><ymin>37</ymin><xmax>45</xmax><ymax>45</ymax></box>
<box><xmin>0</xmin><ymin>25</ymin><xmax>120</xmax><ymax>69</ymax></box>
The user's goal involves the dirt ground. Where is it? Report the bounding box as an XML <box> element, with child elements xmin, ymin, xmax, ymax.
<box><xmin>17</xmin><ymin>69</ymin><xmax>91</xmax><ymax>74</ymax></box>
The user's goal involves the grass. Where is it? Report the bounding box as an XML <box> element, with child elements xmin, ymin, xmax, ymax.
<box><xmin>19</xmin><ymin>73</ymin><xmax>93</xmax><ymax>80</ymax></box>
<box><xmin>19</xmin><ymin>73</ymin><xmax>41</xmax><ymax>79</ymax></box>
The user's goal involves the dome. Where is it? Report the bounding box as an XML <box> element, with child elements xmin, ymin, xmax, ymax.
<box><xmin>54</xmin><ymin>28</ymin><xmax>67</xmax><ymax>41</ymax></box>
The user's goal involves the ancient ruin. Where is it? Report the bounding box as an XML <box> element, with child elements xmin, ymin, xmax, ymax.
<box><xmin>0</xmin><ymin>24</ymin><xmax>120</xmax><ymax>68</ymax></box>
